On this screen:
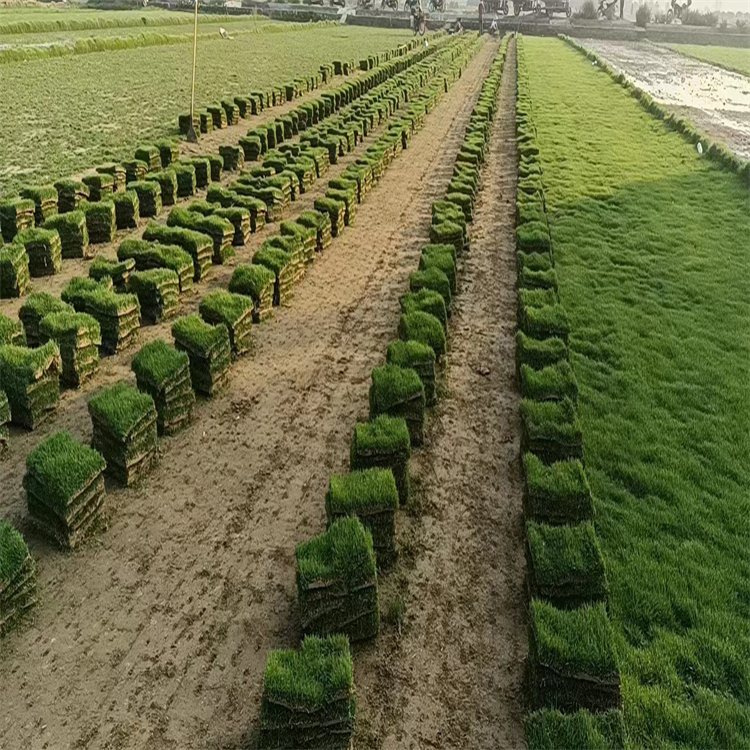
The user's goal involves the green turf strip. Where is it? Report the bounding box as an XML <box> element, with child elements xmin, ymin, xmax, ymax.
<box><xmin>88</xmin><ymin>382</ymin><xmax>154</xmax><ymax>441</ymax></box>
<box><xmin>524</xmin><ymin>36</ymin><xmax>750</xmax><ymax>745</ymax></box>
<box><xmin>0</xmin><ymin>520</ymin><xmax>29</xmax><ymax>588</ymax></box>
<box><xmin>525</xmin><ymin>708</ymin><xmax>625</xmax><ymax>750</ymax></box>
<box><xmin>131</xmin><ymin>340</ymin><xmax>188</xmax><ymax>390</ymax></box>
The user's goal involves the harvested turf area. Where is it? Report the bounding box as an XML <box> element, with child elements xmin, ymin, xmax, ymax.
<box><xmin>524</xmin><ymin>36</ymin><xmax>750</xmax><ymax>747</ymax></box>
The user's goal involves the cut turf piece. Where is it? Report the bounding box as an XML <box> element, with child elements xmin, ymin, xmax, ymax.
<box><xmin>172</xmin><ymin>163</ymin><xmax>197</xmax><ymax>198</ymax></box>
<box><xmin>127</xmin><ymin>181</ymin><xmax>161</xmax><ymax>218</ymax></box>
<box><xmin>0</xmin><ymin>520</ymin><xmax>36</xmax><ymax>635</ymax></box>
<box><xmin>142</xmin><ymin>223</ymin><xmax>213</xmax><ymax>282</ymax></box>
<box><xmin>53</xmin><ymin>179</ymin><xmax>89</xmax><ymax>214</ymax></box>
<box><xmin>14</xmin><ymin>228</ymin><xmax>62</xmax><ymax>277</ymax></box>
<box><xmin>326</xmin><ymin>468</ymin><xmax>399</xmax><ymax>565</ymax></box>
<box><xmin>155</xmin><ymin>139</ymin><xmax>180</xmax><ymax>168</ymax></box>
<box><xmin>369</xmin><ymin>364</ymin><xmax>425</xmax><ymax>447</ymax></box>
<box><xmin>516</xmin><ymin>331</ymin><xmax>568</xmax><ymax>372</ymax></box>
<box><xmin>0</xmin><ymin>342</ymin><xmax>60</xmax><ymax>429</ymax></box>
<box><xmin>227</xmin><ymin>264</ymin><xmax>275</xmax><ymax>323</ymax></box>
<box><xmin>88</xmin><ymin>382</ymin><xmax>158</xmax><ymax>486</ymax></box>
<box><xmin>213</xmin><ymin>207</ymin><xmax>252</xmax><ymax>246</ymax></box>
<box><xmin>419</xmin><ymin>247</ymin><xmax>456</xmax><ymax>293</ymax></box>
<box><xmin>116</xmin><ymin>239</ymin><xmax>193</xmax><ymax>294</ymax></box>
<box><xmin>260</xmin><ymin>634</ymin><xmax>354</xmax><ymax>750</ymax></box>
<box><xmin>0</xmin><ymin>198</ymin><xmax>34</xmax><ymax>243</ymax></box>
<box><xmin>219</xmin><ymin>145</ymin><xmax>244</xmax><ymax>172</ymax></box>
<box><xmin>252</xmin><ymin>246</ymin><xmax>295</xmax><ymax>307</ymax></box>
<box><xmin>524</xmin><ymin>708</ymin><xmax>625</xmax><ymax>750</ymax></box>
<box><xmin>208</xmin><ymin>155</ymin><xmax>224</xmax><ymax>182</ymax></box>
<box><xmin>400</xmin><ymin>288</ymin><xmax>447</xmax><ymax>332</ymax></box>
<box><xmin>80</xmin><ymin>201</ymin><xmax>116</xmax><ymax>244</ymax></box>
<box><xmin>24</xmin><ymin>430</ymin><xmax>106</xmax><ymax>548</ymax></box>
<box><xmin>398</xmin><ymin>311</ymin><xmax>446</xmax><ymax>360</ymax></box>
<box><xmin>350</xmin><ymin>415</ymin><xmax>410</xmax><ymax>506</ymax></box>
<box><xmin>296</xmin><ymin>517</ymin><xmax>379</xmax><ymax>641</ymax></box>
<box><xmin>144</xmin><ymin>169</ymin><xmax>178</xmax><ymax>206</ymax></box>
<box><xmin>530</xmin><ymin>599</ymin><xmax>621</xmax><ymax>712</ymax></box>
<box><xmin>325</xmin><ymin>188</ymin><xmax>356</xmax><ymax>227</ymax></box>
<box><xmin>521</xmin><ymin>398</ymin><xmax>583</xmax><ymax>464</ymax></box>
<box><xmin>517</xmin><ymin>221</ymin><xmax>551</xmax><ymax>253</ymax></box>
<box><xmin>0</xmin><ymin>242</ymin><xmax>30</xmax><ymax>299</ymax></box>
<box><xmin>181</xmin><ymin>157</ymin><xmax>211</xmax><ymax>189</ymax></box>
<box><xmin>128</xmin><ymin>269</ymin><xmax>180</xmax><ymax>325</ymax></box>
<box><xmin>39</xmin><ymin>312</ymin><xmax>100</xmax><ymax>388</ymax></box>
<box><xmin>409</xmin><ymin>267</ymin><xmax>451</xmax><ymax>311</ymax></box>
<box><xmin>523</xmin><ymin>453</ymin><xmax>594</xmax><ymax>525</ymax></box>
<box><xmin>521</xmin><ymin>361</ymin><xmax>578</xmax><ymax>403</ymax></box>
<box><xmin>96</xmin><ymin>163</ymin><xmax>127</xmax><ymax>193</ymax></box>
<box><xmin>131</xmin><ymin>340</ymin><xmax>194</xmax><ymax>436</ymax></box>
<box><xmin>172</xmin><ymin>315</ymin><xmax>231</xmax><ymax>397</ymax></box>
<box><xmin>167</xmin><ymin>207</ymin><xmax>234</xmax><ymax>265</ymax></box>
<box><xmin>280</xmin><ymin>220</ymin><xmax>316</xmax><ymax>264</ymax></box>
<box><xmin>519</xmin><ymin>296</ymin><xmax>570</xmax><ymax>342</ymax></box>
<box><xmin>134</xmin><ymin>145</ymin><xmax>161</xmax><ymax>172</ymax></box>
<box><xmin>89</xmin><ymin>257</ymin><xmax>135</xmax><ymax>293</ymax></box>
<box><xmin>527</xmin><ymin>521</ymin><xmax>608</xmax><ymax>609</ymax></box>
<box><xmin>80</xmin><ymin>172</ymin><xmax>114</xmax><ymax>202</ymax></box>
<box><xmin>386</xmin><ymin>338</ymin><xmax>436</xmax><ymax>407</ymax></box>
<box><xmin>43</xmin><ymin>211</ymin><xmax>90</xmax><ymax>260</ymax></box>
<box><xmin>19</xmin><ymin>293</ymin><xmax>73</xmax><ymax>347</ymax></box>
<box><xmin>521</xmin><ymin>266</ymin><xmax>558</xmax><ymax>291</ymax></box>
<box><xmin>18</xmin><ymin>185</ymin><xmax>58</xmax><ymax>224</ymax></box>
<box><xmin>0</xmin><ymin>314</ymin><xmax>25</xmax><ymax>347</ymax></box>
<box><xmin>314</xmin><ymin>197</ymin><xmax>346</xmax><ymax>238</ymax></box>
<box><xmin>112</xmin><ymin>190</ymin><xmax>140</xmax><ymax>230</ymax></box>
<box><xmin>429</xmin><ymin>219</ymin><xmax>464</xmax><ymax>256</ymax></box>
<box><xmin>199</xmin><ymin>291</ymin><xmax>253</xmax><ymax>356</ymax></box>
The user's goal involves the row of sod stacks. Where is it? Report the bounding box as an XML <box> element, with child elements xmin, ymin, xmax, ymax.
<box><xmin>199</xmin><ymin>292</ymin><xmax>253</xmax><ymax>357</ymax></box>
<box><xmin>515</xmin><ymin>34</ymin><xmax>623</xmax><ymax>748</ymax></box>
<box><xmin>39</xmin><ymin>312</ymin><xmax>101</xmax><ymax>388</ymax></box>
<box><xmin>0</xmin><ymin>521</ymin><xmax>36</xmax><ymax>635</ymax></box>
<box><xmin>260</xmin><ymin>634</ymin><xmax>355</xmax><ymax>750</ymax></box>
<box><xmin>167</xmin><ymin>207</ymin><xmax>234</xmax><ymax>264</ymax></box>
<box><xmin>19</xmin><ymin>185</ymin><xmax>58</xmax><ymax>224</ymax></box>
<box><xmin>128</xmin><ymin>269</ymin><xmax>180</xmax><ymax>324</ymax></box>
<box><xmin>141</xmin><ymin>223</ymin><xmax>213</xmax><ymax>283</ymax></box>
<box><xmin>90</xmin><ymin>257</ymin><xmax>135</xmax><ymax>292</ymax></box>
<box><xmin>19</xmin><ymin>293</ymin><xmax>73</xmax><ymax>347</ymax></box>
<box><xmin>296</xmin><ymin>517</ymin><xmax>379</xmax><ymax>642</ymax></box>
<box><xmin>0</xmin><ymin>341</ymin><xmax>60</xmax><ymax>429</ymax></box>
<box><xmin>117</xmin><ymin>238</ymin><xmax>194</xmax><ymax>294</ymax></box>
<box><xmin>0</xmin><ymin>390</ymin><xmax>9</xmax><ymax>448</ymax></box>
<box><xmin>228</xmin><ymin>264</ymin><xmax>275</xmax><ymax>323</ymax></box>
<box><xmin>0</xmin><ymin>198</ymin><xmax>34</xmax><ymax>243</ymax></box>
<box><xmin>25</xmin><ymin>430</ymin><xmax>106</xmax><ymax>549</ymax></box>
<box><xmin>0</xmin><ymin>240</ymin><xmax>31</xmax><ymax>298</ymax></box>
<box><xmin>62</xmin><ymin>277</ymin><xmax>140</xmax><ymax>354</ymax></box>
<box><xmin>0</xmin><ymin>313</ymin><xmax>25</xmax><ymax>347</ymax></box>
<box><xmin>132</xmin><ymin>340</ymin><xmax>194</xmax><ymax>435</ymax></box>
<box><xmin>15</xmin><ymin>228</ymin><xmax>62</xmax><ymax>277</ymax></box>
<box><xmin>88</xmin><ymin>382</ymin><xmax>157</xmax><ymax>486</ymax></box>
<box><xmin>326</xmin><ymin>469</ymin><xmax>399</xmax><ymax>566</ymax></box>
<box><xmin>44</xmin><ymin>211</ymin><xmax>90</xmax><ymax>260</ymax></box>
<box><xmin>172</xmin><ymin>315</ymin><xmax>231</xmax><ymax>397</ymax></box>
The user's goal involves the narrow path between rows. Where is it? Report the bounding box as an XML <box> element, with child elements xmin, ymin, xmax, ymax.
<box><xmin>0</xmin><ymin>40</ymin><xmax>497</xmax><ymax>750</ymax></box>
<box><xmin>356</xmin><ymin>36</ymin><xmax>527</xmax><ymax>750</ymax></box>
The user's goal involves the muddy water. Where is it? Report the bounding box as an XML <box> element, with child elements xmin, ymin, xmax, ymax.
<box><xmin>582</xmin><ymin>39</ymin><xmax>750</xmax><ymax>160</ymax></box>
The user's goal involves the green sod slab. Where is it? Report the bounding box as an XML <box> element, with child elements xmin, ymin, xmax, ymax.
<box><xmin>429</xmin><ymin>220</ymin><xmax>464</xmax><ymax>256</ymax></box>
<box><xmin>398</xmin><ymin>310</ymin><xmax>446</xmax><ymax>360</ymax></box>
<box><xmin>134</xmin><ymin>145</ymin><xmax>161</xmax><ymax>172</ymax></box>
<box><xmin>199</xmin><ymin>292</ymin><xmax>253</xmax><ymax>357</ymax></box>
<box><xmin>313</xmin><ymin>197</ymin><xmax>346</xmax><ymax>238</ymax></box>
<box><xmin>386</xmin><ymin>338</ymin><xmax>436</xmax><ymax>407</ymax></box>
<box><xmin>523</xmin><ymin>453</ymin><xmax>594</xmax><ymax>526</ymax></box>
<box><xmin>167</xmin><ymin>207</ymin><xmax>234</xmax><ymax>265</ymax></box>
<box><xmin>181</xmin><ymin>158</ymin><xmax>211</xmax><ymax>189</ymax></box>
<box><xmin>89</xmin><ymin>257</ymin><xmax>136</xmax><ymax>293</ymax></box>
<box><xmin>19</xmin><ymin>293</ymin><xmax>73</xmax><ymax>347</ymax></box>
<box><xmin>43</xmin><ymin>211</ymin><xmax>90</xmax><ymax>260</ymax></box>
<box><xmin>112</xmin><ymin>191</ymin><xmax>140</xmax><ymax>230</ymax></box>
<box><xmin>144</xmin><ymin>169</ymin><xmax>178</xmax><ymax>207</ymax></box>
<box><xmin>400</xmin><ymin>288</ymin><xmax>447</xmax><ymax>332</ymax></box>
<box><xmin>95</xmin><ymin>163</ymin><xmax>126</xmax><ymax>193</ymax></box>
<box><xmin>128</xmin><ymin>269</ymin><xmax>180</xmax><ymax>325</ymax></box>
<box><xmin>39</xmin><ymin>312</ymin><xmax>101</xmax><ymax>388</ymax></box>
<box><xmin>227</xmin><ymin>264</ymin><xmax>275</xmax><ymax>323</ymax></box>
<box><xmin>0</xmin><ymin>522</ymin><xmax>36</xmax><ymax>635</ymax></box>
<box><xmin>122</xmin><ymin>160</ymin><xmax>148</xmax><ymax>184</ymax></box>
<box><xmin>530</xmin><ymin>599</ymin><xmax>621</xmax><ymax>712</ymax></box>
<box><xmin>142</xmin><ymin>223</ymin><xmax>213</xmax><ymax>283</ymax></box>
<box><xmin>155</xmin><ymin>139</ymin><xmax>180</xmax><ymax>169</ymax></box>
<box><xmin>80</xmin><ymin>201</ymin><xmax>116</xmax><ymax>244</ymax></box>
<box><xmin>53</xmin><ymin>179</ymin><xmax>89</xmax><ymax>214</ymax></box>
<box><xmin>369</xmin><ymin>363</ymin><xmax>425</xmax><ymax>447</ymax></box>
<box><xmin>127</xmin><ymin>181</ymin><xmax>161</xmax><ymax>218</ymax></box>
<box><xmin>516</xmin><ymin>331</ymin><xmax>568</xmax><ymax>373</ymax></box>
<box><xmin>419</xmin><ymin>248</ymin><xmax>456</xmax><ymax>293</ymax></box>
<box><xmin>18</xmin><ymin>185</ymin><xmax>58</xmax><ymax>225</ymax></box>
<box><xmin>0</xmin><ymin>314</ymin><xmax>25</xmax><ymax>347</ymax></box>
<box><xmin>14</xmin><ymin>228</ymin><xmax>62</xmax><ymax>277</ymax></box>
<box><xmin>520</xmin><ymin>361</ymin><xmax>578</xmax><ymax>403</ymax></box>
<box><xmin>521</xmin><ymin>397</ymin><xmax>583</xmax><ymax>465</ymax></box>
<box><xmin>0</xmin><ymin>198</ymin><xmax>34</xmax><ymax>243</ymax></box>
<box><xmin>171</xmin><ymin>315</ymin><xmax>231</xmax><ymax>397</ymax></box>
<box><xmin>524</xmin><ymin>708</ymin><xmax>625</xmax><ymax>750</ymax></box>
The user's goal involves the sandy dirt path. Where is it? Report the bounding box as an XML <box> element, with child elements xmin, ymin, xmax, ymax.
<box><xmin>354</xmin><ymin>37</ymin><xmax>527</xmax><ymax>750</ymax></box>
<box><xmin>0</xmin><ymin>40</ymin><xmax>498</xmax><ymax>750</ymax></box>
<box><xmin>582</xmin><ymin>39</ymin><xmax>750</xmax><ymax>160</ymax></box>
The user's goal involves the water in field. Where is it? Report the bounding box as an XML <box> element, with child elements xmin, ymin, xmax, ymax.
<box><xmin>582</xmin><ymin>39</ymin><xmax>750</xmax><ymax>160</ymax></box>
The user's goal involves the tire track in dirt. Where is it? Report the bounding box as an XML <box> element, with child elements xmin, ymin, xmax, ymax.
<box><xmin>0</xmin><ymin>40</ymin><xmax>497</xmax><ymax>750</ymax></box>
<box><xmin>355</xmin><ymin>37</ymin><xmax>527</xmax><ymax>750</ymax></box>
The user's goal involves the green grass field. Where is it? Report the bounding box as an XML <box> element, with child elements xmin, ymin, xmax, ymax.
<box><xmin>665</xmin><ymin>43</ymin><xmax>750</xmax><ymax>78</ymax></box>
<box><xmin>524</xmin><ymin>36</ymin><xmax>750</xmax><ymax>748</ymax></box>
<box><xmin>0</xmin><ymin>24</ymin><xmax>409</xmax><ymax>194</ymax></box>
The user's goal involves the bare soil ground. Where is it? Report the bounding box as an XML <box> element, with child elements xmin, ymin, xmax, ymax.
<box><xmin>582</xmin><ymin>39</ymin><xmax>750</xmax><ymax>160</ymax></box>
<box><xmin>0</xmin><ymin>39</ymin><xmax>527</xmax><ymax>750</ymax></box>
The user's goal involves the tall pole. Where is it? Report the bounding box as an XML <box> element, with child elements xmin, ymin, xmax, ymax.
<box><xmin>187</xmin><ymin>0</ymin><xmax>199</xmax><ymax>143</ymax></box>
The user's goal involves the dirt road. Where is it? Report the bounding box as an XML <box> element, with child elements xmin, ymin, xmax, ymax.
<box><xmin>0</xmin><ymin>40</ymin><xmax>508</xmax><ymax>750</ymax></box>
<box><xmin>582</xmin><ymin>39</ymin><xmax>750</xmax><ymax>160</ymax></box>
<box><xmin>355</xmin><ymin>37</ymin><xmax>527</xmax><ymax>750</ymax></box>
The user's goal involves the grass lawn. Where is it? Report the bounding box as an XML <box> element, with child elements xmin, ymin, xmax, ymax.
<box><xmin>524</xmin><ymin>36</ymin><xmax>750</xmax><ymax>748</ymax></box>
<box><xmin>665</xmin><ymin>43</ymin><xmax>750</xmax><ymax>78</ymax></box>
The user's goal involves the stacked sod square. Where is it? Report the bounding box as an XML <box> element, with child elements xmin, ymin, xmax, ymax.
<box><xmin>172</xmin><ymin>315</ymin><xmax>231</xmax><ymax>397</ymax></box>
<box><xmin>0</xmin><ymin>521</ymin><xmax>36</xmax><ymax>635</ymax></box>
<box><xmin>0</xmin><ymin>240</ymin><xmax>30</xmax><ymax>298</ymax></box>
<box><xmin>25</xmin><ymin>430</ymin><xmax>107</xmax><ymax>549</ymax></box>
<box><xmin>326</xmin><ymin>468</ymin><xmax>398</xmax><ymax>566</ymax></box>
<box><xmin>117</xmin><ymin>239</ymin><xmax>193</xmax><ymax>294</ymax></box>
<box><xmin>14</xmin><ymin>228</ymin><xmax>62</xmax><ymax>277</ymax></box>
<box><xmin>167</xmin><ymin>207</ymin><xmax>234</xmax><ymax>264</ymax></box>
<box><xmin>54</xmin><ymin>179</ymin><xmax>89</xmax><ymax>213</ymax></box>
<box><xmin>44</xmin><ymin>211</ymin><xmax>90</xmax><ymax>260</ymax></box>
<box><xmin>252</xmin><ymin>242</ymin><xmax>296</xmax><ymax>307</ymax></box>
<box><xmin>80</xmin><ymin>201</ymin><xmax>116</xmax><ymax>244</ymax></box>
<box><xmin>132</xmin><ymin>340</ymin><xmax>194</xmax><ymax>435</ymax></box>
<box><xmin>0</xmin><ymin>197</ymin><xmax>34</xmax><ymax>242</ymax></box>
<box><xmin>0</xmin><ymin>313</ymin><xmax>25</xmax><ymax>347</ymax></box>
<box><xmin>0</xmin><ymin>341</ymin><xmax>60</xmax><ymax>429</ymax></box>
<box><xmin>128</xmin><ymin>269</ymin><xmax>180</xmax><ymax>324</ymax></box>
<box><xmin>88</xmin><ymin>382</ymin><xmax>157</xmax><ymax>486</ymax></box>
<box><xmin>259</xmin><ymin>634</ymin><xmax>355</xmax><ymax>750</ymax></box>
<box><xmin>296</xmin><ymin>517</ymin><xmax>379</xmax><ymax>641</ymax></box>
<box><xmin>82</xmin><ymin>172</ymin><xmax>115</xmax><ymax>201</ymax></box>
<box><xmin>515</xmin><ymin>34</ymin><xmax>622</xmax><ymax>741</ymax></box>
<box><xmin>199</xmin><ymin>292</ymin><xmax>253</xmax><ymax>357</ymax></box>
<box><xmin>89</xmin><ymin>257</ymin><xmax>136</xmax><ymax>292</ymax></box>
<box><xmin>19</xmin><ymin>293</ymin><xmax>73</xmax><ymax>347</ymax></box>
<box><xmin>39</xmin><ymin>311</ymin><xmax>101</xmax><ymax>388</ymax></box>
<box><xmin>19</xmin><ymin>185</ymin><xmax>58</xmax><ymax>224</ymax></box>
<box><xmin>141</xmin><ymin>224</ymin><xmax>213</xmax><ymax>283</ymax></box>
<box><xmin>227</xmin><ymin>264</ymin><xmax>275</xmax><ymax>323</ymax></box>
<box><xmin>112</xmin><ymin>190</ymin><xmax>140</xmax><ymax>230</ymax></box>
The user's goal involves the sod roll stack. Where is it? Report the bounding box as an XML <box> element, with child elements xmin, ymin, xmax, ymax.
<box><xmin>132</xmin><ymin>340</ymin><xmax>194</xmax><ymax>436</ymax></box>
<box><xmin>128</xmin><ymin>269</ymin><xmax>180</xmax><ymax>325</ymax></box>
<box><xmin>0</xmin><ymin>242</ymin><xmax>30</xmax><ymax>299</ymax></box>
<box><xmin>227</xmin><ymin>264</ymin><xmax>275</xmax><ymax>323</ymax></box>
<box><xmin>80</xmin><ymin>200</ymin><xmax>116</xmax><ymax>244</ymax></box>
<box><xmin>18</xmin><ymin>293</ymin><xmax>73</xmax><ymax>347</ymax></box>
<box><xmin>89</xmin><ymin>257</ymin><xmax>136</xmax><ymax>293</ymax></box>
<box><xmin>0</xmin><ymin>198</ymin><xmax>34</xmax><ymax>243</ymax></box>
<box><xmin>369</xmin><ymin>364</ymin><xmax>425</xmax><ymax>447</ymax></box>
<box><xmin>172</xmin><ymin>315</ymin><xmax>231</xmax><ymax>397</ymax></box>
<box><xmin>44</xmin><ymin>211</ymin><xmax>90</xmax><ymax>260</ymax></box>
<box><xmin>25</xmin><ymin>431</ymin><xmax>106</xmax><ymax>549</ymax></box>
<box><xmin>88</xmin><ymin>382</ymin><xmax>158</xmax><ymax>486</ymax></box>
<box><xmin>19</xmin><ymin>185</ymin><xmax>58</xmax><ymax>224</ymax></box>
<box><xmin>0</xmin><ymin>521</ymin><xmax>36</xmax><ymax>636</ymax></box>
<box><xmin>15</xmin><ymin>228</ymin><xmax>62</xmax><ymax>277</ymax></box>
<box><xmin>39</xmin><ymin>312</ymin><xmax>101</xmax><ymax>388</ymax></box>
<box><xmin>260</xmin><ymin>634</ymin><xmax>355</xmax><ymax>750</ymax></box>
<box><xmin>199</xmin><ymin>291</ymin><xmax>253</xmax><ymax>357</ymax></box>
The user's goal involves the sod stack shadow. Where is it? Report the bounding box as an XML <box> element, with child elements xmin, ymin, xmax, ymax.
<box><xmin>88</xmin><ymin>381</ymin><xmax>158</xmax><ymax>486</ymax></box>
<box><xmin>131</xmin><ymin>340</ymin><xmax>195</xmax><ymax>436</ymax></box>
<box><xmin>259</xmin><ymin>634</ymin><xmax>355</xmax><ymax>750</ymax></box>
<box><xmin>171</xmin><ymin>315</ymin><xmax>231</xmax><ymax>397</ymax></box>
<box><xmin>296</xmin><ymin>517</ymin><xmax>380</xmax><ymax>642</ymax></box>
<box><xmin>0</xmin><ymin>521</ymin><xmax>37</xmax><ymax>636</ymax></box>
<box><xmin>39</xmin><ymin>311</ymin><xmax>101</xmax><ymax>389</ymax></box>
<box><xmin>24</xmin><ymin>430</ymin><xmax>106</xmax><ymax>549</ymax></box>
